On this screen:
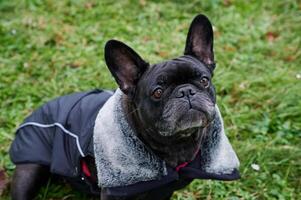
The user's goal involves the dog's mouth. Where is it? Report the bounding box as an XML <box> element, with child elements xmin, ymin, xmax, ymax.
<box><xmin>175</xmin><ymin>108</ymin><xmax>212</xmax><ymax>130</ymax></box>
<box><xmin>174</xmin><ymin>127</ymin><xmax>199</xmax><ymax>138</ymax></box>
<box><xmin>157</xmin><ymin>109</ymin><xmax>215</xmax><ymax>137</ymax></box>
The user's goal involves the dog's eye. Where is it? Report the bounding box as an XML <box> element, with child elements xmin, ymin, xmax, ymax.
<box><xmin>152</xmin><ymin>88</ymin><xmax>163</xmax><ymax>99</ymax></box>
<box><xmin>200</xmin><ymin>77</ymin><xmax>210</xmax><ymax>88</ymax></box>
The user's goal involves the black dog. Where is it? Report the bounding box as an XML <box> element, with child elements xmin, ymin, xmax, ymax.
<box><xmin>10</xmin><ymin>14</ymin><xmax>240</xmax><ymax>200</ymax></box>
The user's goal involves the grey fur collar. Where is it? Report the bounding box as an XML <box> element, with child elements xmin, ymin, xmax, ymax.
<box><xmin>93</xmin><ymin>89</ymin><xmax>167</xmax><ymax>187</ymax></box>
<box><xmin>200</xmin><ymin>105</ymin><xmax>240</xmax><ymax>174</ymax></box>
<box><xmin>93</xmin><ymin>89</ymin><xmax>239</xmax><ymax>188</ymax></box>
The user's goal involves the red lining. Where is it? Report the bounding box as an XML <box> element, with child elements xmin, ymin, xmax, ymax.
<box><xmin>81</xmin><ymin>160</ymin><xmax>91</xmax><ymax>177</ymax></box>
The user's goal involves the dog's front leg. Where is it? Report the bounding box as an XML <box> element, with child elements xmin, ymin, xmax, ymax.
<box><xmin>11</xmin><ymin>163</ymin><xmax>50</xmax><ymax>200</ymax></box>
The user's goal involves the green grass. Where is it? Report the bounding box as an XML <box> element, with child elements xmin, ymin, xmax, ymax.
<box><xmin>0</xmin><ymin>0</ymin><xmax>300</xmax><ymax>199</ymax></box>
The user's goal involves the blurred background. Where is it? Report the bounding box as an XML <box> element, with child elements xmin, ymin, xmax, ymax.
<box><xmin>0</xmin><ymin>0</ymin><xmax>300</xmax><ymax>199</ymax></box>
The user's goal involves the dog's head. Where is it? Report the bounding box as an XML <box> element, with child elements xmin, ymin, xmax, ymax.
<box><xmin>105</xmin><ymin>14</ymin><xmax>216</xmax><ymax>139</ymax></box>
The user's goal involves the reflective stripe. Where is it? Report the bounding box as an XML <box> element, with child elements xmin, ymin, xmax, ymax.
<box><xmin>17</xmin><ymin>122</ymin><xmax>85</xmax><ymax>157</ymax></box>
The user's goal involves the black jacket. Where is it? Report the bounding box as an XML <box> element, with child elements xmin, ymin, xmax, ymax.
<box><xmin>10</xmin><ymin>89</ymin><xmax>239</xmax><ymax>197</ymax></box>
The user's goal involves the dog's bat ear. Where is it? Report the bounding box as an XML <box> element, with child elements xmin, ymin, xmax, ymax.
<box><xmin>184</xmin><ymin>14</ymin><xmax>215</xmax><ymax>71</ymax></box>
<box><xmin>105</xmin><ymin>40</ymin><xmax>149</xmax><ymax>96</ymax></box>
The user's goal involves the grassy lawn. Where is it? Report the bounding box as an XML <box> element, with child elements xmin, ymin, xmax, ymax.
<box><xmin>0</xmin><ymin>0</ymin><xmax>300</xmax><ymax>199</ymax></box>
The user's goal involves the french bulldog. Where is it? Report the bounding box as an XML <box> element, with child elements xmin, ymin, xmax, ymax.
<box><xmin>10</xmin><ymin>14</ymin><xmax>239</xmax><ymax>200</ymax></box>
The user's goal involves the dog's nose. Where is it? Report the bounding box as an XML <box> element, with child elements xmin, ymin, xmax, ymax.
<box><xmin>176</xmin><ymin>86</ymin><xmax>196</xmax><ymax>98</ymax></box>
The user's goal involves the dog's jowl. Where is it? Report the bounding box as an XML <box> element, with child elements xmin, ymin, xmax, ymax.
<box><xmin>10</xmin><ymin>14</ymin><xmax>240</xmax><ymax>200</ymax></box>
